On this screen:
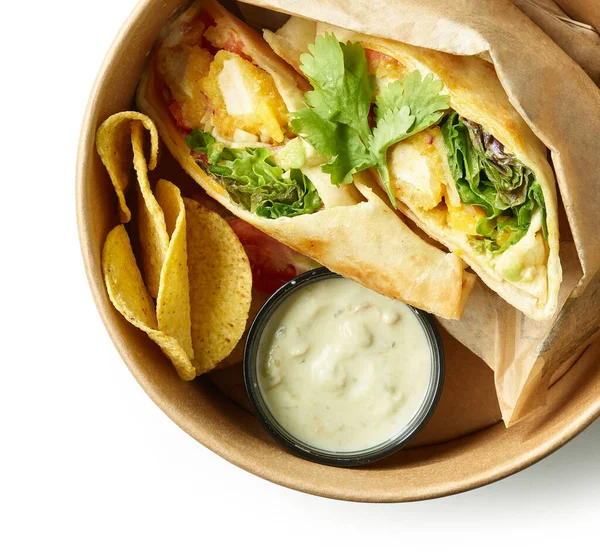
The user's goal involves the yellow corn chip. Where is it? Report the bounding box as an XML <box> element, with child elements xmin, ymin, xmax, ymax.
<box><xmin>131</xmin><ymin>121</ymin><xmax>169</xmax><ymax>298</ymax></box>
<box><xmin>102</xmin><ymin>225</ymin><xmax>196</xmax><ymax>381</ymax></box>
<box><xmin>99</xmin><ymin>112</ymin><xmax>253</xmax><ymax>379</ymax></box>
<box><xmin>95</xmin><ymin>111</ymin><xmax>158</xmax><ymax>223</ymax></box>
<box><xmin>155</xmin><ymin>179</ymin><xmax>194</xmax><ymax>361</ymax></box>
<box><xmin>184</xmin><ymin>198</ymin><xmax>252</xmax><ymax>375</ymax></box>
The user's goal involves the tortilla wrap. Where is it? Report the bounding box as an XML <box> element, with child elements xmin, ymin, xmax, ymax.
<box><xmin>136</xmin><ymin>0</ymin><xmax>475</xmax><ymax>319</ymax></box>
<box><xmin>266</xmin><ymin>17</ymin><xmax>561</xmax><ymax>321</ymax></box>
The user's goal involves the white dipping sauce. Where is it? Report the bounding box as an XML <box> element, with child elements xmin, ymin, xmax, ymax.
<box><xmin>257</xmin><ymin>277</ymin><xmax>432</xmax><ymax>452</ymax></box>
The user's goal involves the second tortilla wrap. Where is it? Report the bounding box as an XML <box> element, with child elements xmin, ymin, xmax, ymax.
<box><xmin>266</xmin><ymin>17</ymin><xmax>561</xmax><ymax>321</ymax></box>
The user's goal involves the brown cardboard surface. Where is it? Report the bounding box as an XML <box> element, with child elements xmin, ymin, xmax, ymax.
<box><xmin>77</xmin><ymin>0</ymin><xmax>600</xmax><ymax>501</ymax></box>
<box><xmin>243</xmin><ymin>0</ymin><xmax>600</xmax><ymax>425</ymax></box>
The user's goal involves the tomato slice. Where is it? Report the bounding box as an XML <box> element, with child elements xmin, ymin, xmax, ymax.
<box><xmin>168</xmin><ymin>101</ymin><xmax>192</xmax><ymax>133</ymax></box>
<box><xmin>222</xmin><ymin>33</ymin><xmax>252</xmax><ymax>61</ymax></box>
<box><xmin>365</xmin><ymin>48</ymin><xmax>395</xmax><ymax>66</ymax></box>
<box><xmin>229</xmin><ymin>218</ymin><xmax>318</xmax><ymax>294</ymax></box>
<box><xmin>365</xmin><ymin>48</ymin><xmax>404</xmax><ymax>79</ymax></box>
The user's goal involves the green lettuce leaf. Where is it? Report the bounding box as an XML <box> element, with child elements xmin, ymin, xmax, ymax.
<box><xmin>186</xmin><ymin>130</ymin><xmax>322</xmax><ymax>219</ymax></box>
<box><xmin>186</xmin><ymin>129</ymin><xmax>224</xmax><ymax>164</ymax></box>
<box><xmin>441</xmin><ymin>111</ymin><xmax>547</xmax><ymax>253</ymax></box>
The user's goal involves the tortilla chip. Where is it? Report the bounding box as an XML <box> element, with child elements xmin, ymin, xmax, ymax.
<box><xmin>96</xmin><ymin>111</ymin><xmax>159</xmax><ymax>223</ymax></box>
<box><xmin>103</xmin><ymin>225</ymin><xmax>157</xmax><ymax>328</ymax></box>
<box><xmin>102</xmin><ymin>225</ymin><xmax>196</xmax><ymax>381</ymax></box>
<box><xmin>155</xmin><ymin>179</ymin><xmax>194</xmax><ymax>360</ymax></box>
<box><xmin>131</xmin><ymin>121</ymin><xmax>170</xmax><ymax>298</ymax></box>
<box><xmin>184</xmin><ymin>197</ymin><xmax>253</xmax><ymax>375</ymax></box>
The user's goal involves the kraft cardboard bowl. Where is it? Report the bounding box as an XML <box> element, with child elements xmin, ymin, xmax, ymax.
<box><xmin>76</xmin><ymin>0</ymin><xmax>600</xmax><ymax>502</ymax></box>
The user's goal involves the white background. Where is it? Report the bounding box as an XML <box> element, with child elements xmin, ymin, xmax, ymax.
<box><xmin>2</xmin><ymin>1</ymin><xmax>599</xmax><ymax>553</ymax></box>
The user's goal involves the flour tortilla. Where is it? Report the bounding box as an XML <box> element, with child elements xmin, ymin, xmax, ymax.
<box><xmin>136</xmin><ymin>0</ymin><xmax>474</xmax><ymax>319</ymax></box>
<box><xmin>273</xmin><ymin>18</ymin><xmax>561</xmax><ymax>320</ymax></box>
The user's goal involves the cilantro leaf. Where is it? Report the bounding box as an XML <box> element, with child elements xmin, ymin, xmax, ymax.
<box><xmin>370</xmin><ymin>106</ymin><xmax>415</xmax><ymax>154</ymax></box>
<box><xmin>292</xmin><ymin>36</ymin><xmax>449</xmax><ymax>207</ymax></box>
<box><xmin>374</xmin><ymin>71</ymin><xmax>449</xmax><ymax>131</ymax></box>
<box><xmin>321</xmin><ymin>125</ymin><xmax>376</xmax><ymax>184</ymax></box>
<box><xmin>291</xmin><ymin>108</ymin><xmax>339</xmax><ymax>158</ymax></box>
<box><xmin>337</xmin><ymin>40</ymin><xmax>375</xmax><ymax>141</ymax></box>
<box><xmin>299</xmin><ymin>33</ymin><xmax>375</xmax><ymax>142</ymax></box>
<box><xmin>371</xmin><ymin>72</ymin><xmax>450</xmax><ymax>206</ymax></box>
<box><xmin>368</xmin><ymin>106</ymin><xmax>415</xmax><ymax>206</ymax></box>
<box><xmin>292</xmin><ymin>33</ymin><xmax>375</xmax><ymax>180</ymax></box>
<box><xmin>291</xmin><ymin>109</ymin><xmax>374</xmax><ymax>183</ymax></box>
<box><xmin>300</xmin><ymin>34</ymin><xmax>344</xmax><ymax>121</ymax></box>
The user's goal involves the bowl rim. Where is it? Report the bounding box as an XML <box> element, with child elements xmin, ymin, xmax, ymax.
<box><xmin>76</xmin><ymin>0</ymin><xmax>600</xmax><ymax>503</ymax></box>
<box><xmin>242</xmin><ymin>267</ymin><xmax>445</xmax><ymax>467</ymax></box>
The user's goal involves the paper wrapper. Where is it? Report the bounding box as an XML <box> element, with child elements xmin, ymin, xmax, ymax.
<box><xmin>554</xmin><ymin>1</ymin><xmax>600</xmax><ymax>35</ymax></box>
<box><xmin>513</xmin><ymin>0</ymin><xmax>600</xmax><ymax>84</ymax></box>
<box><xmin>238</xmin><ymin>0</ymin><xmax>600</xmax><ymax>425</ymax></box>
